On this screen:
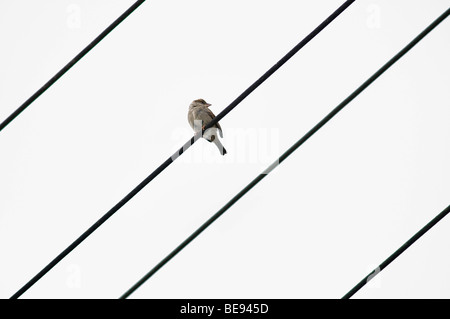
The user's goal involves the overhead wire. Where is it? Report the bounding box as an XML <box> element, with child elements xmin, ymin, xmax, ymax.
<box><xmin>342</xmin><ymin>204</ymin><xmax>450</xmax><ymax>299</ymax></box>
<box><xmin>0</xmin><ymin>0</ymin><xmax>146</xmax><ymax>133</ymax></box>
<box><xmin>10</xmin><ymin>0</ymin><xmax>355</xmax><ymax>299</ymax></box>
<box><xmin>120</xmin><ymin>7</ymin><xmax>450</xmax><ymax>298</ymax></box>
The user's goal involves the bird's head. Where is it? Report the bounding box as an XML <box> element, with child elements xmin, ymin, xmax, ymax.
<box><xmin>190</xmin><ymin>99</ymin><xmax>211</xmax><ymax>109</ymax></box>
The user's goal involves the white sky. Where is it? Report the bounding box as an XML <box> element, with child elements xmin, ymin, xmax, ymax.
<box><xmin>0</xmin><ymin>0</ymin><xmax>449</xmax><ymax>299</ymax></box>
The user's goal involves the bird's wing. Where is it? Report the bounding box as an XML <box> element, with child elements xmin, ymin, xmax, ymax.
<box><xmin>203</xmin><ymin>107</ymin><xmax>223</xmax><ymax>137</ymax></box>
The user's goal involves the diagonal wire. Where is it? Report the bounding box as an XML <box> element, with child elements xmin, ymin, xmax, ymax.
<box><xmin>0</xmin><ymin>0</ymin><xmax>146</xmax><ymax>133</ymax></box>
<box><xmin>120</xmin><ymin>7</ymin><xmax>450</xmax><ymax>299</ymax></box>
<box><xmin>10</xmin><ymin>0</ymin><xmax>355</xmax><ymax>299</ymax></box>
<box><xmin>342</xmin><ymin>204</ymin><xmax>450</xmax><ymax>299</ymax></box>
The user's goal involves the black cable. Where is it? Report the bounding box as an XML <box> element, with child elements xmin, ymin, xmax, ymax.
<box><xmin>343</xmin><ymin>204</ymin><xmax>450</xmax><ymax>299</ymax></box>
<box><xmin>120</xmin><ymin>7</ymin><xmax>450</xmax><ymax>299</ymax></box>
<box><xmin>202</xmin><ymin>0</ymin><xmax>355</xmax><ymax>133</ymax></box>
<box><xmin>341</xmin><ymin>9</ymin><xmax>450</xmax><ymax>299</ymax></box>
<box><xmin>0</xmin><ymin>0</ymin><xmax>146</xmax><ymax>133</ymax></box>
<box><xmin>10</xmin><ymin>0</ymin><xmax>355</xmax><ymax>299</ymax></box>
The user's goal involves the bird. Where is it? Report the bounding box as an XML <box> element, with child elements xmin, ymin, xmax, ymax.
<box><xmin>188</xmin><ymin>99</ymin><xmax>227</xmax><ymax>155</ymax></box>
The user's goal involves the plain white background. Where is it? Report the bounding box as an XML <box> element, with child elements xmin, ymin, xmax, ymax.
<box><xmin>0</xmin><ymin>0</ymin><xmax>449</xmax><ymax>299</ymax></box>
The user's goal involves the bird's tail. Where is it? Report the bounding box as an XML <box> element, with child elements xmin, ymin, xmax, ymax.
<box><xmin>212</xmin><ymin>137</ymin><xmax>227</xmax><ymax>156</ymax></box>
<box><xmin>204</xmin><ymin>128</ymin><xmax>227</xmax><ymax>155</ymax></box>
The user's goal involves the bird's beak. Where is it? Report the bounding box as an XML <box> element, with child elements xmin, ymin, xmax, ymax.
<box><xmin>205</xmin><ymin>103</ymin><xmax>212</xmax><ymax>107</ymax></box>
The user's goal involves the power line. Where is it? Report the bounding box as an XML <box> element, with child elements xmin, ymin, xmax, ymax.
<box><xmin>0</xmin><ymin>0</ymin><xmax>146</xmax><ymax>133</ymax></box>
<box><xmin>201</xmin><ymin>0</ymin><xmax>355</xmax><ymax>132</ymax></box>
<box><xmin>343</xmin><ymin>204</ymin><xmax>450</xmax><ymax>299</ymax></box>
<box><xmin>10</xmin><ymin>0</ymin><xmax>355</xmax><ymax>299</ymax></box>
<box><xmin>119</xmin><ymin>7</ymin><xmax>450</xmax><ymax>299</ymax></box>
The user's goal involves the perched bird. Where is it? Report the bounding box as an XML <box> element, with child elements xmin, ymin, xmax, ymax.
<box><xmin>188</xmin><ymin>99</ymin><xmax>227</xmax><ymax>155</ymax></box>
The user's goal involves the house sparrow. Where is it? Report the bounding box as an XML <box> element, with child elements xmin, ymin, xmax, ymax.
<box><xmin>188</xmin><ymin>99</ymin><xmax>227</xmax><ymax>155</ymax></box>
